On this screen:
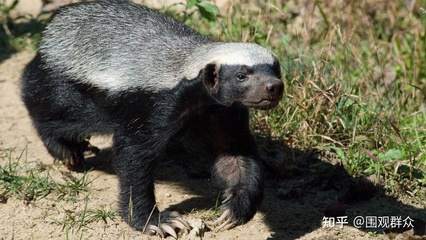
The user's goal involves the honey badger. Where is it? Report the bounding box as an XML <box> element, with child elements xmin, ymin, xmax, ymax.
<box><xmin>21</xmin><ymin>0</ymin><xmax>284</xmax><ymax>237</ymax></box>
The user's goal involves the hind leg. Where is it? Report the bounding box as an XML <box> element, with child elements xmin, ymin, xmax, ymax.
<box><xmin>22</xmin><ymin>54</ymin><xmax>100</xmax><ymax>167</ymax></box>
<box><xmin>34</xmin><ymin>120</ymin><xmax>100</xmax><ymax>166</ymax></box>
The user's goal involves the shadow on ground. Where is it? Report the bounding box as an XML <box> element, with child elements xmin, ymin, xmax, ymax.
<box><xmin>73</xmin><ymin>145</ymin><xmax>425</xmax><ymax>239</ymax></box>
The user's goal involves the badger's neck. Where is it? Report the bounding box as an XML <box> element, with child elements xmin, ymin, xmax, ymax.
<box><xmin>180</xmin><ymin>42</ymin><xmax>277</xmax><ymax>80</ymax></box>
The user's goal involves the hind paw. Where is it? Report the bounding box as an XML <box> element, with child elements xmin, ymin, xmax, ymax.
<box><xmin>62</xmin><ymin>140</ymin><xmax>99</xmax><ymax>167</ymax></box>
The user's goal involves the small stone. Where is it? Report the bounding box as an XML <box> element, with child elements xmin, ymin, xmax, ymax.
<box><xmin>5</xmin><ymin>0</ymin><xmax>43</xmax><ymax>18</ymax></box>
<box><xmin>184</xmin><ymin>217</ymin><xmax>210</xmax><ymax>239</ymax></box>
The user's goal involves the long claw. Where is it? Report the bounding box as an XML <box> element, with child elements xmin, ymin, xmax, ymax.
<box><xmin>143</xmin><ymin>211</ymin><xmax>191</xmax><ymax>238</ymax></box>
<box><xmin>213</xmin><ymin>209</ymin><xmax>230</xmax><ymax>225</ymax></box>
<box><xmin>146</xmin><ymin>225</ymin><xmax>164</xmax><ymax>238</ymax></box>
<box><xmin>171</xmin><ymin>219</ymin><xmax>190</xmax><ymax>232</ymax></box>
<box><xmin>181</xmin><ymin>218</ymin><xmax>192</xmax><ymax>230</ymax></box>
<box><xmin>215</xmin><ymin>219</ymin><xmax>231</xmax><ymax>231</ymax></box>
<box><xmin>221</xmin><ymin>194</ymin><xmax>233</xmax><ymax>204</ymax></box>
<box><xmin>166</xmin><ymin>211</ymin><xmax>191</xmax><ymax>231</ymax></box>
<box><xmin>168</xmin><ymin>211</ymin><xmax>180</xmax><ymax>218</ymax></box>
<box><xmin>161</xmin><ymin>224</ymin><xmax>177</xmax><ymax>239</ymax></box>
<box><xmin>86</xmin><ymin>145</ymin><xmax>100</xmax><ymax>154</ymax></box>
<box><xmin>222</xmin><ymin>221</ymin><xmax>237</xmax><ymax>231</ymax></box>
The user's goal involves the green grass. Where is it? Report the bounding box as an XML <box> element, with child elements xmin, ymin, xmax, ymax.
<box><xmin>86</xmin><ymin>205</ymin><xmax>117</xmax><ymax>224</ymax></box>
<box><xmin>54</xmin><ymin>198</ymin><xmax>116</xmax><ymax>232</ymax></box>
<box><xmin>56</xmin><ymin>170</ymin><xmax>95</xmax><ymax>201</ymax></box>
<box><xmin>0</xmin><ymin>147</ymin><xmax>55</xmax><ymax>204</ymax></box>
<box><xmin>0</xmin><ymin>147</ymin><xmax>94</xmax><ymax>202</ymax></box>
<box><xmin>179</xmin><ymin>0</ymin><xmax>426</xmax><ymax>202</ymax></box>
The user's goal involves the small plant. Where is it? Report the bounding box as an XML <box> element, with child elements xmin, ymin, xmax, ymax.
<box><xmin>363</xmin><ymin>149</ymin><xmax>403</xmax><ymax>178</ymax></box>
<box><xmin>185</xmin><ymin>0</ymin><xmax>219</xmax><ymax>22</ymax></box>
<box><xmin>0</xmin><ymin>0</ymin><xmax>20</xmax><ymax>49</ymax></box>
<box><xmin>0</xmin><ymin>0</ymin><xmax>44</xmax><ymax>53</ymax></box>
<box><xmin>0</xmin><ymin>147</ymin><xmax>55</xmax><ymax>204</ymax></box>
<box><xmin>56</xmin><ymin>170</ymin><xmax>94</xmax><ymax>201</ymax></box>
<box><xmin>87</xmin><ymin>205</ymin><xmax>116</xmax><ymax>224</ymax></box>
<box><xmin>55</xmin><ymin>195</ymin><xmax>91</xmax><ymax>231</ymax></box>
<box><xmin>164</xmin><ymin>0</ymin><xmax>219</xmax><ymax>23</ymax></box>
<box><xmin>0</xmin><ymin>147</ymin><xmax>98</xmax><ymax>204</ymax></box>
<box><xmin>55</xmin><ymin>200</ymin><xmax>116</xmax><ymax>233</ymax></box>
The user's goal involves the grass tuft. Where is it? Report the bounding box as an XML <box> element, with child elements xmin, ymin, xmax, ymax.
<box><xmin>0</xmin><ymin>147</ymin><xmax>96</xmax><ymax>203</ymax></box>
<box><xmin>0</xmin><ymin>147</ymin><xmax>55</xmax><ymax>204</ymax></box>
<box><xmin>56</xmin><ymin>170</ymin><xmax>95</xmax><ymax>201</ymax></box>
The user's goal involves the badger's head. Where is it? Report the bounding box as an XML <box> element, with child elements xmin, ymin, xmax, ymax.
<box><xmin>185</xmin><ymin>43</ymin><xmax>284</xmax><ymax>110</ymax></box>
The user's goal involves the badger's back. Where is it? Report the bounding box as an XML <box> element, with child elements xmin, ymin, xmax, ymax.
<box><xmin>40</xmin><ymin>0</ymin><xmax>214</xmax><ymax>92</ymax></box>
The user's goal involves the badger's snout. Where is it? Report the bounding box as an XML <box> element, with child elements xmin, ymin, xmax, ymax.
<box><xmin>265</xmin><ymin>79</ymin><xmax>284</xmax><ymax>99</ymax></box>
<box><xmin>241</xmin><ymin>77</ymin><xmax>284</xmax><ymax>110</ymax></box>
<box><xmin>255</xmin><ymin>78</ymin><xmax>283</xmax><ymax>109</ymax></box>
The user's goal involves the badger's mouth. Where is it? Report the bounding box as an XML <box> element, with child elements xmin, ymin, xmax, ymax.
<box><xmin>244</xmin><ymin>98</ymin><xmax>281</xmax><ymax>110</ymax></box>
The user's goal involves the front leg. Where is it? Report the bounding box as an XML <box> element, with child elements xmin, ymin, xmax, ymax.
<box><xmin>212</xmin><ymin>154</ymin><xmax>264</xmax><ymax>230</ymax></box>
<box><xmin>113</xmin><ymin>128</ymin><xmax>190</xmax><ymax>238</ymax></box>
<box><xmin>208</xmin><ymin>106</ymin><xmax>264</xmax><ymax>230</ymax></box>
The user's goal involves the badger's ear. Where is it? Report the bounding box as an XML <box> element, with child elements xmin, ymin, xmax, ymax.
<box><xmin>203</xmin><ymin>63</ymin><xmax>220</xmax><ymax>90</ymax></box>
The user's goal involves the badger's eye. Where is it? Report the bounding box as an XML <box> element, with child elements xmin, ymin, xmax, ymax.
<box><xmin>236</xmin><ymin>73</ymin><xmax>247</xmax><ymax>81</ymax></box>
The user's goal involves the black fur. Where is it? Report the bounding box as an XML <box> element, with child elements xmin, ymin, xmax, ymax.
<box><xmin>21</xmin><ymin>0</ymin><xmax>284</xmax><ymax>236</ymax></box>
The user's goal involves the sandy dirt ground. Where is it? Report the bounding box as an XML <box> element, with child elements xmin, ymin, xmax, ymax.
<box><xmin>0</xmin><ymin>51</ymin><xmax>425</xmax><ymax>240</ymax></box>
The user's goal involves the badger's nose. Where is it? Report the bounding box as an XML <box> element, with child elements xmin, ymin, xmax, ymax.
<box><xmin>265</xmin><ymin>80</ymin><xmax>284</xmax><ymax>98</ymax></box>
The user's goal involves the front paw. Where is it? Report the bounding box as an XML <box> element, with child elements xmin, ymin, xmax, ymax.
<box><xmin>214</xmin><ymin>188</ymin><xmax>263</xmax><ymax>231</ymax></box>
<box><xmin>144</xmin><ymin>211</ymin><xmax>191</xmax><ymax>238</ymax></box>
